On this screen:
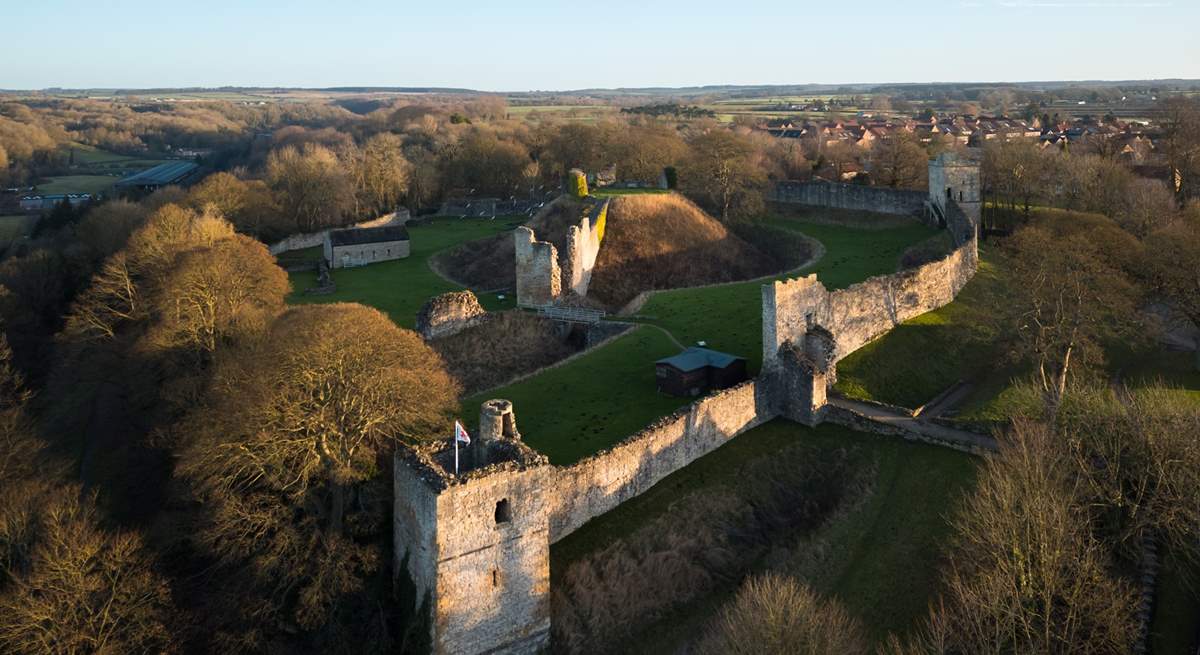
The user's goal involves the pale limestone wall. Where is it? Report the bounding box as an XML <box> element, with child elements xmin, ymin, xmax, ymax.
<box><xmin>416</xmin><ymin>290</ymin><xmax>486</xmax><ymax>340</ymax></box>
<box><xmin>393</xmin><ymin>456</ymin><xmax>441</xmax><ymax>611</ymax></box>
<box><xmin>929</xmin><ymin>152</ymin><xmax>982</xmax><ymax>236</ymax></box>
<box><xmin>514</xmin><ymin>227</ymin><xmax>561</xmax><ymax>307</ymax></box>
<box><xmin>763</xmin><ymin>237</ymin><xmax>977</xmax><ymax>369</ymax></box>
<box><xmin>431</xmin><ymin>466</ymin><xmax>553</xmax><ymax>655</ymax></box>
<box><xmin>546</xmin><ymin>380</ymin><xmax>772</xmax><ymax>541</ymax></box>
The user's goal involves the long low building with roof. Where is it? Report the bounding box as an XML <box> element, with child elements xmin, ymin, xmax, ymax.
<box><xmin>323</xmin><ymin>224</ymin><xmax>411</xmax><ymax>268</ymax></box>
<box><xmin>114</xmin><ymin>161</ymin><xmax>201</xmax><ymax>193</ymax></box>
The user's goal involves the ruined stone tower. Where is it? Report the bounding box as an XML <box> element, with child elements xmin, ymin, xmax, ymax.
<box><xmin>928</xmin><ymin>151</ymin><xmax>982</xmax><ymax>237</ymax></box>
<box><xmin>393</xmin><ymin>400</ymin><xmax>553</xmax><ymax>654</ymax></box>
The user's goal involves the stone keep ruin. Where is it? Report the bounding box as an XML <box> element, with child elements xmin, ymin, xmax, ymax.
<box><xmin>514</xmin><ymin>196</ymin><xmax>609</xmax><ymax>307</ymax></box>
<box><xmin>395</xmin><ymin>152</ymin><xmax>981</xmax><ymax>655</ymax></box>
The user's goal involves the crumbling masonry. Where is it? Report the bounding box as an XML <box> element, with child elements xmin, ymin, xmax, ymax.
<box><xmin>396</xmin><ymin>153</ymin><xmax>981</xmax><ymax>654</ymax></box>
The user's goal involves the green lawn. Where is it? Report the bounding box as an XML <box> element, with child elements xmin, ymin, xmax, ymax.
<box><xmin>835</xmin><ymin>252</ymin><xmax>1005</xmax><ymax>409</ymax></box>
<box><xmin>0</xmin><ymin>215</ymin><xmax>30</xmax><ymax>241</ymax></box>
<box><xmin>636</xmin><ymin>215</ymin><xmax>938</xmax><ymax>373</ymax></box>
<box><xmin>462</xmin><ymin>326</ymin><xmax>686</xmax><ymax>464</ymax></box>
<box><xmin>35</xmin><ymin>175</ymin><xmax>118</xmax><ymax>195</ymax></box>
<box><xmin>551</xmin><ymin>419</ymin><xmax>980</xmax><ymax>650</ymax></box>
<box><xmin>68</xmin><ymin>144</ymin><xmax>136</xmax><ymax>165</ymax></box>
<box><xmin>287</xmin><ymin>217</ymin><xmax>519</xmax><ymax>328</ymax></box>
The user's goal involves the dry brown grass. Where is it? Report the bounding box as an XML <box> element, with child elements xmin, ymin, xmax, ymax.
<box><xmin>430</xmin><ymin>311</ymin><xmax>579</xmax><ymax>394</ymax></box>
<box><xmin>586</xmin><ymin>194</ymin><xmax>781</xmax><ymax>307</ymax></box>
<box><xmin>550</xmin><ymin>443</ymin><xmax>864</xmax><ymax>654</ymax></box>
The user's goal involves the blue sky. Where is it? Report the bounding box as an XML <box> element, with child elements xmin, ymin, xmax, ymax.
<box><xmin>2</xmin><ymin>0</ymin><xmax>1196</xmax><ymax>90</ymax></box>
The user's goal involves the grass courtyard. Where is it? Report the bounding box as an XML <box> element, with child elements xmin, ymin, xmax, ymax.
<box><xmin>286</xmin><ymin>217</ymin><xmax>519</xmax><ymax>329</ymax></box>
<box><xmin>550</xmin><ymin>419</ymin><xmax>980</xmax><ymax>651</ymax></box>
<box><xmin>636</xmin><ymin>214</ymin><xmax>938</xmax><ymax>373</ymax></box>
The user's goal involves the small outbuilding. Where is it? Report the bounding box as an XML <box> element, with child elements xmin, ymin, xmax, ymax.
<box><xmin>324</xmin><ymin>225</ymin><xmax>411</xmax><ymax>269</ymax></box>
<box><xmin>655</xmin><ymin>347</ymin><xmax>748</xmax><ymax>397</ymax></box>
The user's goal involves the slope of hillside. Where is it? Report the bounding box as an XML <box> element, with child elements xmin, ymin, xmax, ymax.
<box><xmin>586</xmin><ymin>194</ymin><xmax>784</xmax><ymax>307</ymax></box>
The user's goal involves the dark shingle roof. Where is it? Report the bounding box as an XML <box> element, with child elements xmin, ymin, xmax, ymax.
<box><xmin>328</xmin><ymin>225</ymin><xmax>410</xmax><ymax>247</ymax></box>
<box><xmin>656</xmin><ymin>347</ymin><xmax>744</xmax><ymax>373</ymax></box>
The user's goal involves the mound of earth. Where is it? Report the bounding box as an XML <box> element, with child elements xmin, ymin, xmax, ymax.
<box><xmin>430</xmin><ymin>311</ymin><xmax>581</xmax><ymax>394</ymax></box>
<box><xmin>586</xmin><ymin>194</ymin><xmax>792</xmax><ymax>307</ymax></box>
<box><xmin>435</xmin><ymin>192</ymin><xmax>812</xmax><ymax>309</ymax></box>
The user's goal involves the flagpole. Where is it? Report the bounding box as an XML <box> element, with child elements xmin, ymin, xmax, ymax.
<box><xmin>454</xmin><ymin>427</ymin><xmax>459</xmax><ymax>476</ymax></box>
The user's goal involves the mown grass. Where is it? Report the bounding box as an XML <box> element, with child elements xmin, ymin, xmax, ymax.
<box><xmin>35</xmin><ymin>175</ymin><xmax>117</xmax><ymax>195</ymax></box>
<box><xmin>834</xmin><ymin>251</ymin><xmax>1005</xmax><ymax>409</ymax></box>
<box><xmin>462</xmin><ymin>326</ymin><xmax>686</xmax><ymax>464</ymax></box>
<box><xmin>551</xmin><ymin>419</ymin><xmax>980</xmax><ymax>651</ymax></box>
<box><xmin>635</xmin><ymin>215</ymin><xmax>937</xmax><ymax>373</ymax></box>
<box><xmin>286</xmin><ymin>217</ymin><xmax>518</xmax><ymax>328</ymax></box>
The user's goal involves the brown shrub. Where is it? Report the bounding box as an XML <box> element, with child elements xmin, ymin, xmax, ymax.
<box><xmin>697</xmin><ymin>574</ymin><xmax>869</xmax><ymax>655</ymax></box>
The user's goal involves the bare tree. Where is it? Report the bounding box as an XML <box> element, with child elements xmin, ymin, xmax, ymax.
<box><xmin>931</xmin><ymin>420</ymin><xmax>1138</xmax><ymax>654</ymax></box>
<box><xmin>1143</xmin><ymin>217</ymin><xmax>1200</xmax><ymax>369</ymax></box>
<box><xmin>1002</xmin><ymin>223</ymin><xmax>1139</xmax><ymax>418</ymax></box>
<box><xmin>681</xmin><ymin>129</ymin><xmax>766</xmax><ymax>220</ymax></box>
<box><xmin>266</xmin><ymin>144</ymin><xmax>353</xmax><ymax>232</ymax></box>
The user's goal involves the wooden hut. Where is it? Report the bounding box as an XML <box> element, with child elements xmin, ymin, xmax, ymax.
<box><xmin>654</xmin><ymin>347</ymin><xmax>748</xmax><ymax>397</ymax></box>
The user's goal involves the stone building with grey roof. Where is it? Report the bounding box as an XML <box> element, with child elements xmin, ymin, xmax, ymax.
<box><xmin>323</xmin><ymin>224</ymin><xmax>410</xmax><ymax>268</ymax></box>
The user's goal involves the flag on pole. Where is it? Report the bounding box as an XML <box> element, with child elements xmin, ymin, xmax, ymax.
<box><xmin>455</xmin><ymin>420</ymin><xmax>471</xmax><ymax>446</ymax></box>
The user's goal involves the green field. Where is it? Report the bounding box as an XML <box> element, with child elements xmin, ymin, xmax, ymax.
<box><xmin>551</xmin><ymin>419</ymin><xmax>980</xmax><ymax>651</ymax></box>
<box><xmin>463</xmin><ymin>326</ymin><xmax>686</xmax><ymax>464</ymax></box>
<box><xmin>0</xmin><ymin>215</ymin><xmax>30</xmax><ymax>240</ymax></box>
<box><xmin>35</xmin><ymin>175</ymin><xmax>118</xmax><ymax>195</ymax></box>
<box><xmin>636</xmin><ymin>214</ymin><xmax>938</xmax><ymax>372</ymax></box>
<box><xmin>287</xmin><ymin>217</ymin><xmax>519</xmax><ymax>328</ymax></box>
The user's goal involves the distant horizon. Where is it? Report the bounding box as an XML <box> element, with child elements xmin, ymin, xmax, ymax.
<box><xmin>4</xmin><ymin>78</ymin><xmax>1200</xmax><ymax>96</ymax></box>
<box><xmin>3</xmin><ymin>0</ymin><xmax>1196</xmax><ymax>91</ymax></box>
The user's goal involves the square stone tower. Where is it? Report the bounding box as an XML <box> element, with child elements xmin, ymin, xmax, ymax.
<box><xmin>928</xmin><ymin>151</ymin><xmax>982</xmax><ymax>233</ymax></box>
<box><xmin>393</xmin><ymin>400</ymin><xmax>553</xmax><ymax>654</ymax></box>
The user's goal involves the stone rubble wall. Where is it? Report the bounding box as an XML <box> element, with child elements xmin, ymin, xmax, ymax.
<box><xmin>763</xmin><ymin>236</ymin><xmax>977</xmax><ymax>368</ymax></box>
<box><xmin>514</xmin><ymin>227</ymin><xmax>561</xmax><ymax>307</ymax></box>
<box><xmin>267</xmin><ymin>209</ymin><xmax>411</xmax><ymax>256</ymax></box>
<box><xmin>546</xmin><ymin>380</ymin><xmax>773</xmax><ymax>542</ymax></box>
<box><xmin>416</xmin><ymin>290</ymin><xmax>487</xmax><ymax>340</ymax></box>
<box><xmin>562</xmin><ymin>199</ymin><xmax>608</xmax><ymax>297</ymax></box>
<box><xmin>771</xmin><ymin>180</ymin><xmax>927</xmax><ymax>217</ymax></box>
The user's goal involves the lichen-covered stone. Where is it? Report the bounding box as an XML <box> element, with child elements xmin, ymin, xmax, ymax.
<box><xmin>416</xmin><ymin>290</ymin><xmax>486</xmax><ymax>340</ymax></box>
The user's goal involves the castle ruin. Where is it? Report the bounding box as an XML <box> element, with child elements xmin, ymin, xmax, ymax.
<box><xmin>395</xmin><ymin>153</ymin><xmax>982</xmax><ymax>654</ymax></box>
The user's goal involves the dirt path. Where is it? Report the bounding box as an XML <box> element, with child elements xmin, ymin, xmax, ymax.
<box><xmin>829</xmin><ymin>396</ymin><xmax>999</xmax><ymax>453</ymax></box>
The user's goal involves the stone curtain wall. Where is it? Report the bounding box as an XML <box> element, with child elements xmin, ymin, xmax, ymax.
<box><xmin>416</xmin><ymin>291</ymin><xmax>487</xmax><ymax>340</ymax></box>
<box><xmin>763</xmin><ymin>237</ymin><xmax>978</xmax><ymax>368</ymax></box>
<box><xmin>267</xmin><ymin>209</ymin><xmax>411</xmax><ymax>256</ymax></box>
<box><xmin>563</xmin><ymin>199</ymin><xmax>608</xmax><ymax>297</ymax></box>
<box><xmin>771</xmin><ymin>180</ymin><xmax>927</xmax><ymax>217</ymax></box>
<box><xmin>546</xmin><ymin>380</ymin><xmax>773</xmax><ymax>542</ymax></box>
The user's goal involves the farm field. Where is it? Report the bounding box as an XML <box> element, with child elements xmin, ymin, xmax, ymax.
<box><xmin>462</xmin><ymin>326</ymin><xmax>686</xmax><ymax>464</ymax></box>
<box><xmin>635</xmin><ymin>213</ymin><xmax>938</xmax><ymax>372</ymax></box>
<box><xmin>35</xmin><ymin>175</ymin><xmax>118</xmax><ymax>195</ymax></box>
<box><xmin>286</xmin><ymin>217</ymin><xmax>519</xmax><ymax>328</ymax></box>
<box><xmin>551</xmin><ymin>419</ymin><xmax>980</xmax><ymax>651</ymax></box>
